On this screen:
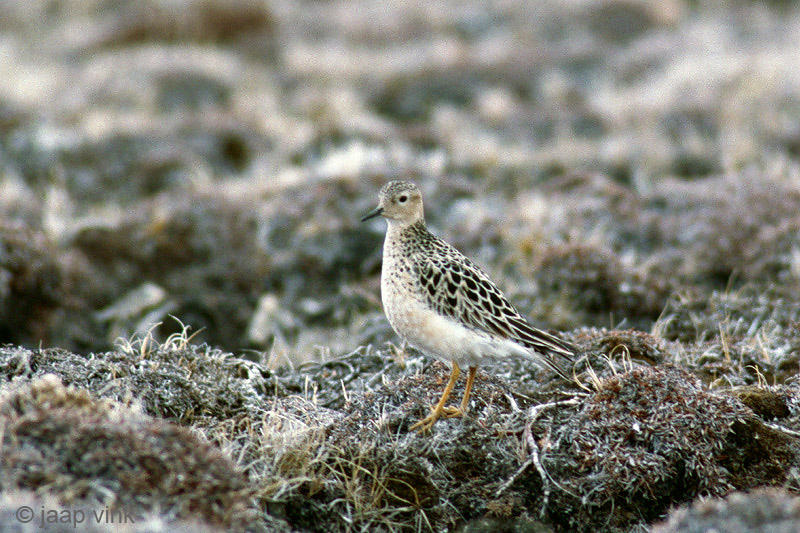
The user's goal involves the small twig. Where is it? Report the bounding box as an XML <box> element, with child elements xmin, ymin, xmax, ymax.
<box><xmin>495</xmin><ymin>454</ymin><xmax>533</xmax><ymax>498</ymax></box>
<box><xmin>495</xmin><ymin>398</ymin><xmax>580</xmax><ymax>517</ymax></box>
<box><xmin>764</xmin><ymin>421</ymin><xmax>800</xmax><ymax>438</ymax></box>
<box><xmin>504</xmin><ymin>392</ymin><xmax>521</xmax><ymax>413</ymax></box>
<box><xmin>526</xmin><ymin>398</ymin><xmax>580</xmax><ymax>420</ymax></box>
<box><xmin>527</xmin><ymin>421</ymin><xmax>551</xmax><ymax>517</ymax></box>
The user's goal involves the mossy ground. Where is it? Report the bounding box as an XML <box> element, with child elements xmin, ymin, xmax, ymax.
<box><xmin>3</xmin><ymin>0</ymin><xmax>800</xmax><ymax>531</ymax></box>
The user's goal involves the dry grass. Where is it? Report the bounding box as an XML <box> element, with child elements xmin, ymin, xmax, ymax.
<box><xmin>2</xmin><ymin>0</ymin><xmax>800</xmax><ymax>531</ymax></box>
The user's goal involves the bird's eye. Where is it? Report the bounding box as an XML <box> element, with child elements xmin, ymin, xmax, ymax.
<box><xmin>398</xmin><ymin>195</ymin><xmax>408</xmax><ymax>203</ymax></box>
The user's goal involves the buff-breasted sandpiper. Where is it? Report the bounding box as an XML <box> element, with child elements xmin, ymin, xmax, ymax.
<box><xmin>362</xmin><ymin>180</ymin><xmax>574</xmax><ymax>432</ymax></box>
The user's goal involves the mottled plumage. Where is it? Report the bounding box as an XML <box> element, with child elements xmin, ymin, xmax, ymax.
<box><xmin>362</xmin><ymin>180</ymin><xmax>574</xmax><ymax>432</ymax></box>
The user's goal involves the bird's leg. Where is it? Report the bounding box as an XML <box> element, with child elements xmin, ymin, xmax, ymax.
<box><xmin>461</xmin><ymin>366</ymin><xmax>478</xmax><ymax>411</ymax></box>
<box><xmin>410</xmin><ymin>362</ymin><xmax>460</xmax><ymax>433</ymax></box>
<box><xmin>442</xmin><ymin>365</ymin><xmax>477</xmax><ymax>417</ymax></box>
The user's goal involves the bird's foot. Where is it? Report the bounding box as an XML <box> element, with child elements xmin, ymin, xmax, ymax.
<box><xmin>410</xmin><ymin>404</ymin><xmax>465</xmax><ymax>433</ymax></box>
<box><xmin>409</xmin><ymin>412</ymin><xmax>437</xmax><ymax>433</ymax></box>
<box><xmin>441</xmin><ymin>405</ymin><xmax>464</xmax><ymax>418</ymax></box>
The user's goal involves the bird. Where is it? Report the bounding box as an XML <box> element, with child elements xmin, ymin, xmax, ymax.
<box><xmin>361</xmin><ymin>180</ymin><xmax>574</xmax><ymax>432</ymax></box>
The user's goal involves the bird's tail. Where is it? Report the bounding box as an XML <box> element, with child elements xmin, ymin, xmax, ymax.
<box><xmin>506</xmin><ymin>316</ymin><xmax>575</xmax><ymax>380</ymax></box>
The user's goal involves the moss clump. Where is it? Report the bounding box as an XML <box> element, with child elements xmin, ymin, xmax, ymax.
<box><xmin>654</xmin><ymin>488</ymin><xmax>800</xmax><ymax>533</ymax></box>
<box><xmin>0</xmin><ymin>375</ymin><xmax>258</xmax><ymax>531</ymax></box>
<box><xmin>547</xmin><ymin>365</ymin><xmax>798</xmax><ymax>531</ymax></box>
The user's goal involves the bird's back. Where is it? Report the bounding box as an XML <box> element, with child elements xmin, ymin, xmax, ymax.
<box><xmin>386</xmin><ymin>221</ymin><xmax>574</xmax><ymax>377</ymax></box>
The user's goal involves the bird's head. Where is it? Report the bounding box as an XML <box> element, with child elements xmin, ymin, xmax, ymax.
<box><xmin>361</xmin><ymin>180</ymin><xmax>424</xmax><ymax>227</ymax></box>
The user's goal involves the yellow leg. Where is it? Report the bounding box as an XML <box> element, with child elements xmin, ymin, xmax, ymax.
<box><xmin>459</xmin><ymin>366</ymin><xmax>477</xmax><ymax>413</ymax></box>
<box><xmin>441</xmin><ymin>365</ymin><xmax>477</xmax><ymax>417</ymax></box>
<box><xmin>410</xmin><ymin>362</ymin><xmax>461</xmax><ymax>433</ymax></box>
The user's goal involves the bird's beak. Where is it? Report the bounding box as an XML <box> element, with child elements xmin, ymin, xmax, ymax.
<box><xmin>361</xmin><ymin>206</ymin><xmax>384</xmax><ymax>222</ymax></box>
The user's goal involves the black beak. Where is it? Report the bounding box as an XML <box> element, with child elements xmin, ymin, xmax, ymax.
<box><xmin>361</xmin><ymin>206</ymin><xmax>383</xmax><ymax>222</ymax></box>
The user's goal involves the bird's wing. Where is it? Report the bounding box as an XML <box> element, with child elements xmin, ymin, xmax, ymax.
<box><xmin>415</xmin><ymin>241</ymin><xmax>574</xmax><ymax>376</ymax></box>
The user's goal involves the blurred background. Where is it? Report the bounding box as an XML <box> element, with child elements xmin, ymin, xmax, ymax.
<box><xmin>1</xmin><ymin>0</ymin><xmax>799</xmax><ymax>365</ymax></box>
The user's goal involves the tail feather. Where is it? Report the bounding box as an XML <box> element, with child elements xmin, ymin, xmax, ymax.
<box><xmin>506</xmin><ymin>316</ymin><xmax>575</xmax><ymax>379</ymax></box>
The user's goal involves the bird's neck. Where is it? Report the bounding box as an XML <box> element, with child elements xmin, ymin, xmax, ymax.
<box><xmin>387</xmin><ymin>218</ymin><xmax>426</xmax><ymax>241</ymax></box>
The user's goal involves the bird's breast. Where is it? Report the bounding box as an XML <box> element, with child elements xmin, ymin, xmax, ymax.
<box><xmin>380</xmin><ymin>249</ymin><xmax>507</xmax><ymax>366</ymax></box>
